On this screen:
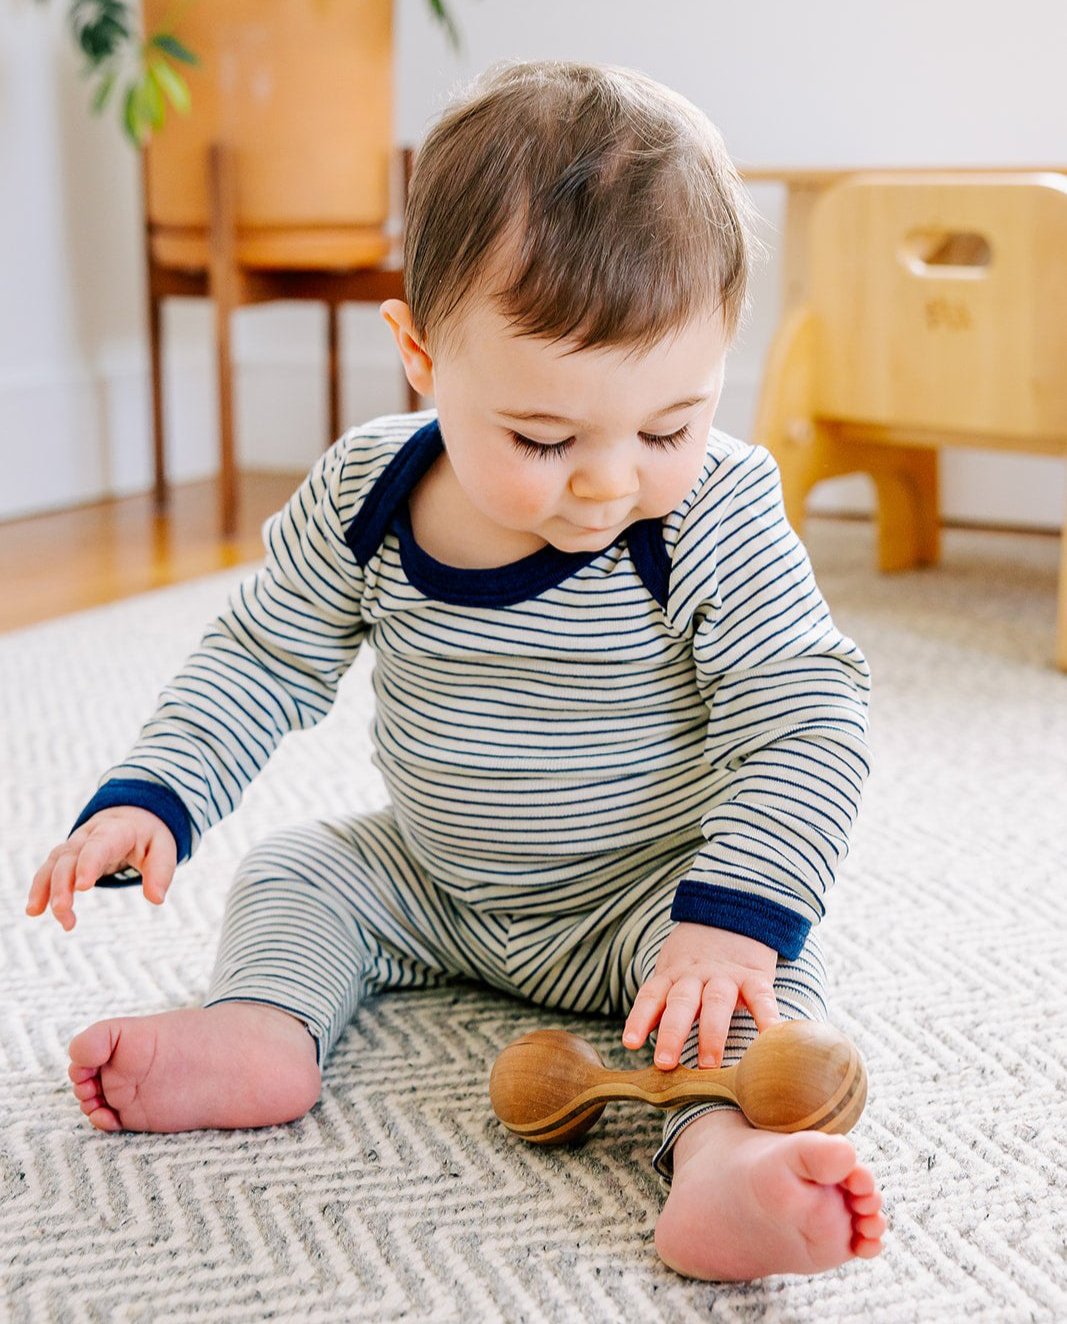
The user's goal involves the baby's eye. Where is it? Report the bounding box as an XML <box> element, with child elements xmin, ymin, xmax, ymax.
<box><xmin>639</xmin><ymin>424</ymin><xmax>692</xmax><ymax>450</ymax></box>
<box><xmin>508</xmin><ymin>423</ymin><xmax>693</xmax><ymax>460</ymax></box>
<box><xmin>508</xmin><ymin>431</ymin><xmax>574</xmax><ymax>460</ymax></box>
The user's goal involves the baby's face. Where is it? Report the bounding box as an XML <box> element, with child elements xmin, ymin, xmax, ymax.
<box><xmin>429</xmin><ymin>301</ymin><xmax>730</xmax><ymax>554</ymax></box>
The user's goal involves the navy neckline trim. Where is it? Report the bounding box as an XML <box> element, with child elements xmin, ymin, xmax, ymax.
<box><xmin>345</xmin><ymin>419</ymin><xmax>442</xmax><ymax>567</ymax></box>
<box><xmin>394</xmin><ymin>501</ymin><xmax>607</xmax><ymax>607</ymax></box>
<box><xmin>344</xmin><ymin>417</ymin><xmax>670</xmax><ymax>609</ymax></box>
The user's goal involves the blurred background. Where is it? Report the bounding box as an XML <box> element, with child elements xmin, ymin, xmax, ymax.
<box><xmin>2</xmin><ymin>0</ymin><xmax>1065</xmax><ymax>628</ymax></box>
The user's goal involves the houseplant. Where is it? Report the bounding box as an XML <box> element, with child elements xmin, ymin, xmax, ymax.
<box><xmin>50</xmin><ymin>0</ymin><xmax>459</xmax><ymax>144</ymax></box>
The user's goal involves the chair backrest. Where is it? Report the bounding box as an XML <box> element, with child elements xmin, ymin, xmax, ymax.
<box><xmin>142</xmin><ymin>0</ymin><xmax>392</xmax><ymax>233</ymax></box>
<box><xmin>807</xmin><ymin>173</ymin><xmax>1067</xmax><ymax>444</ymax></box>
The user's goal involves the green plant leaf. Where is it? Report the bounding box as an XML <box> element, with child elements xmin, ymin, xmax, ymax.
<box><xmin>122</xmin><ymin>83</ymin><xmax>144</xmax><ymax>145</ymax></box>
<box><xmin>70</xmin><ymin>0</ymin><xmax>131</xmax><ymax>66</ymax></box>
<box><xmin>90</xmin><ymin>67</ymin><xmax>118</xmax><ymax>114</ymax></box>
<box><xmin>425</xmin><ymin>0</ymin><xmax>461</xmax><ymax>49</ymax></box>
<box><xmin>149</xmin><ymin>57</ymin><xmax>191</xmax><ymax>114</ymax></box>
<box><xmin>139</xmin><ymin>69</ymin><xmax>166</xmax><ymax>129</ymax></box>
<box><xmin>148</xmin><ymin>33</ymin><xmax>199</xmax><ymax>66</ymax></box>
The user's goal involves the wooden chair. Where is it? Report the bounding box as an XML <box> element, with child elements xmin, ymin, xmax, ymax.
<box><xmin>753</xmin><ymin>172</ymin><xmax>1067</xmax><ymax>670</ymax></box>
<box><xmin>141</xmin><ymin>0</ymin><xmax>417</xmax><ymax>536</ymax></box>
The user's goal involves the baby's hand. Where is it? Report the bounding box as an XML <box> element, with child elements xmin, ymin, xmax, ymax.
<box><xmin>25</xmin><ymin>807</ymin><xmax>177</xmax><ymax>932</ymax></box>
<box><xmin>622</xmin><ymin>922</ymin><xmax>781</xmax><ymax>1069</ymax></box>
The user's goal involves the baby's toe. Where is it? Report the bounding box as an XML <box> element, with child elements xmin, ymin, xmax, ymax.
<box><xmin>847</xmin><ymin>1190</ymin><xmax>882</xmax><ymax>1217</ymax></box>
<box><xmin>842</xmin><ymin>1164</ymin><xmax>876</xmax><ymax>1197</ymax></box>
<box><xmin>84</xmin><ymin>1102</ymin><xmax>123</xmax><ymax>1132</ymax></box>
<box><xmin>855</xmin><ymin>1211</ymin><xmax>887</xmax><ymax>1241</ymax></box>
<box><xmin>68</xmin><ymin>1019</ymin><xmax>120</xmax><ymax>1071</ymax></box>
<box><xmin>791</xmin><ymin>1134</ymin><xmax>857</xmax><ymax>1187</ymax></box>
<box><xmin>72</xmin><ymin>1078</ymin><xmax>100</xmax><ymax>1102</ymax></box>
<box><xmin>851</xmin><ymin>1232</ymin><xmax>884</xmax><ymax>1259</ymax></box>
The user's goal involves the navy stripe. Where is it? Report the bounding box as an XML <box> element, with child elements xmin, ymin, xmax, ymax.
<box><xmin>670</xmin><ymin>880</ymin><xmax>811</xmax><ymax>958</ymax></box>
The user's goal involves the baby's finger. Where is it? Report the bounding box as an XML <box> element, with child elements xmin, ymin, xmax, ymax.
<box><xmin>26</xmin><ymin>848</ymin><xmax>64</xmax><ymax>915</ymax></box>
<box><xmin>623</xmin><ymin>977</ymin><xmax>669</xmax><ymax>1049</ymax></box>
<box><xmin>697</xmin><ymin>982</ymin><xmax>738</xmax><ymax>1068</ymax></box>
<box><xmin>72</xmin><ymin>833</ymin><xmax>124</xmax><ymax>892</ymax></box>
<box><xmin>27</xmin><ymin>828</ymin><xmax>93</xmax><ymax>916</ymax></box>
<box><xmin>48</xmin><ymin>853</ymin><xmax>79</xmax><ymax>931</ymax></box>
<box><xmin>741</xmin><ymin>979</ymin><xmax>781</xmax><ymax>1033</ymax></box>
<box><xmin>139</xmin><ymin>839</ymin><xmax>175</xmax><ymax>906</ymax></box>
<box><xmin>654</xmin><ymin>980</ymin><xmax>701</xmax><ymax>1068</ymax></box>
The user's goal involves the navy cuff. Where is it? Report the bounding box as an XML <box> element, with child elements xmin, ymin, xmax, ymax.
<box><xmin>71</xmin><ymin>778</ymin><xmax>193</xmax><ymax>863</ymax></box>
<box><xmin>670</xmin><ymin>880</ymin><xmax>812</xmax><ymax>959</ymax></box>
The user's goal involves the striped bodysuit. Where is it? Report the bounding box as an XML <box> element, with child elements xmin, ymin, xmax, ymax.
<box><xmin>73</xmin><ymin>410</ymin><xmax>871</xmax><ymax>1180</ymax></box>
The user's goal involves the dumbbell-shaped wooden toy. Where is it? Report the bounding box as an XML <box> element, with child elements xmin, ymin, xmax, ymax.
<box><xmin>489</xmin><ymin>1019</ymin><xmax>866</xmax><ymax>1143</ymax></box>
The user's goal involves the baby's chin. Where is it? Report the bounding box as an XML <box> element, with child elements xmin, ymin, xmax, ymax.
<box><xmin>548</xmin><ymin>514</ymin><xmax>640</xmax><ymax>552</ymax></box>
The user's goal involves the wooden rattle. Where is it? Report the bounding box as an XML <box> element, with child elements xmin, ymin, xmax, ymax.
<box><xmin>489</xmin><ymin>1019</ymin><xmax>866</xmax><ymax>1144</ymax></box>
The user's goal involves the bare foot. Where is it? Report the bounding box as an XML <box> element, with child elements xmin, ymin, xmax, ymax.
<box><xmin>67</xmin><ymin>1002</ymin><xmax>321</xmax><ymax>1133</ymax></box>
<box><xmin>655</xmin><ymin>1109</ymin><xmax>886</xmax><ymax>1281</ymax></box>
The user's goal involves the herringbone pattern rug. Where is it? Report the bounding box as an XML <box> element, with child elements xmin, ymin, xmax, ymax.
<box><xmin>2</xmin><ymin>518</ymin><xmax>1065</xmax><ymax>1322</ymax></box>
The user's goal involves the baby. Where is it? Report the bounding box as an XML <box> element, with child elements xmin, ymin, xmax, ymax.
<box><xmin>26</xmin><ymin>60</ymin><xmax>885</xmax><ymax>1280</ymax></box>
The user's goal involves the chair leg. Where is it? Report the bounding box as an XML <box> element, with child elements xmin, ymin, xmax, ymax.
<box><xmin>209</xmin><ymin>143</ymin><xmax>242</xmax><ymax>538</ymax></box>
<box><xmin>751</xmin><ymin>307</ymin><xmax>819</xmax><ymax>537</ymax></box>
<box><xmin>327</xmin><ymin>301</ymin><xmax>342</xmax><ymax>444</ymax></box>
<box><xmin>147</xmin><ymin>286</ymin><xmax>167</xmax><ymax>510</ymax></box>
<box><xmin>774</xmin><ymin>426</ymin><xmax>819</xmax><ymax>537</ymax></box>
<box><xmin>213</xmin><ymin>291</ymin><xmax>239</xmax><ymax>538</ymax></box>
<box><xmin>909</xmin><ymin>447</ymin><xmax>941</xmax><ymax>568</ymax></box>
<box><xmin>873</xmin><ymin>447</ymin><xmax>941</xmax><ymax>573</ymax></box>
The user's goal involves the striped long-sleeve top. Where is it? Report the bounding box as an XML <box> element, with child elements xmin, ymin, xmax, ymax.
<box><xmin>74</xmin><ymin>411</ymin><xmax>871</xmax><ymax>959</ymax></box>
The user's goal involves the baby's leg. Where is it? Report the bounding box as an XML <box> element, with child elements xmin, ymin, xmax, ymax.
<box><xmin>624</xmin><ymin>922</ymin><xmax>886</xmax><ymax>1280</ymax></box>
<box><xmin>69</xmin><ymin>812</ymin><xmax>465</xmax><ymax>1133</ymax></box>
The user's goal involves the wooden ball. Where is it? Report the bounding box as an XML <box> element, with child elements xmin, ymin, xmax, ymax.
<box><xmin>733</xmin><ymin>1020</ymin><xmax>867</xmax><ymax>1134</ymax></box>
<box><xmin>488</xmin><ymin>1029</ymin><xmax>608</xmax><ymax>1144</ymax></box>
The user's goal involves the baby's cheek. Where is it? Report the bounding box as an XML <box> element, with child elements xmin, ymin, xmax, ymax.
<box><xmin>493</xmin><ymin>466</ymin><xmax>558</xmax><ymax>521</ymax></box>
<box><xmin>648</xmin><ymin>451</ymin><xmax>707</xmax><ymax>512</ymax></box>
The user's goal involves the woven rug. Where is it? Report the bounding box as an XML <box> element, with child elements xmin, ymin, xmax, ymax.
<box><xmin>2</xmin><ymin>517</ymin><xmax>1065</xmax><ymax>1322</ymax></box>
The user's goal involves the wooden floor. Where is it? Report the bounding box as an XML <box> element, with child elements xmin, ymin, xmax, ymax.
<box><xmin>0</xmin><ymin>472</ymin><xmax>304</xmax><ymax>633</ymax></box>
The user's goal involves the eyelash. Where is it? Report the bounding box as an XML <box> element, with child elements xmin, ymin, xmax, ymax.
<box><xmin>508</xmin><ymin>424</ymin><xmax>692</xmax><ymax>461</ymax></box>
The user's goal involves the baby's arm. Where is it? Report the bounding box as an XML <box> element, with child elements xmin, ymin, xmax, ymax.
<box><xmin>95</xmin><ymin>439</ymin><xmax>369</xmax><ymax>860</ymax></box>
<box><xmin>26</xmin><ymin>807</ymin><xmax>176</xmax><ymax>931</ymax></box>
<box><xmin>28</xmin><ymin>434</ymin><xmax>375</xmax><ymax>926</ymax></box>
<box><xmin>627</xmin><ymin>440</ymin><xmax>872</xmax><ymax>1066</ymax></box>
<box><xmin>623</xmin><ymin>922</ymin><xmax>780</xmax><ymax>1068</ymax></box>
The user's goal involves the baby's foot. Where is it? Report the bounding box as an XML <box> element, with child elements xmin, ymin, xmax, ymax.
<box><xmin>655</xmin><ymin>1109</ymin><xmax>886</xmax><ymax>1281</ymax></box>
<box><xmin>67</xmin><ymin>1002</ymin><xmax>321</xmax><ymax>1133</ymax></box>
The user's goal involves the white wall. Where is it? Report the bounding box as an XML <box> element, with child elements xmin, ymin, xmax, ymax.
<box><xmin>2</xmin><ymin>0</ymin><xmax>1065</xmax><ymax>527</ymax></box>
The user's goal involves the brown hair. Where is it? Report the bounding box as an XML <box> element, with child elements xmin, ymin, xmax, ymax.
<box><xmin>403</xmin><ymin>60</ymin><xmax>757</xmax><ymax>357</ymax></box>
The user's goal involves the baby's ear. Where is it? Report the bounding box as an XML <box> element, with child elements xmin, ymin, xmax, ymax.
<box><xmin>380</xmin><ymin>300</ymin><xmax>434</xmax><ymax>398</ymax></box>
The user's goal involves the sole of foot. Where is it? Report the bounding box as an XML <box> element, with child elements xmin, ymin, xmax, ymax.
<box><xmin>67</xmin><ymin>1001</ymin><xmax>321</xmax><ymax>1133</ymax></box>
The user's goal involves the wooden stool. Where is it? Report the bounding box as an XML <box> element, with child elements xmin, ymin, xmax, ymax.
<box><xmin>753</xmin><ymin>172</ymin><xmax>1067</xmax><ymax>670</ymax></box>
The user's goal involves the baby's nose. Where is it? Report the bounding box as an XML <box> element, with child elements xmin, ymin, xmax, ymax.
<box><xmin>570</xmin><ymin>460</ymin><xmax>640</xmax><ymax>504</ymax></box>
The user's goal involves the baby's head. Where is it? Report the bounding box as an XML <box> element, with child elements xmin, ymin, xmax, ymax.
<box><xmin>400</xmin><ymin>58</ymin><xmax>753</xmax><ymax>358</ymax></box>
<box><xmin>382</xmin><ymin>60</ymin><xmax>759</xmax><ymax>554</ymax></box>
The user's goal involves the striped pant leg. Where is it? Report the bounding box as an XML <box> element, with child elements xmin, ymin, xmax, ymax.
<box><xmin>202</xmin><ymin>809</ymin><xmax>501</xmax><ymax>1068</ymax></box>
<box><xmin>616</xmin><ymin>895</ymin><xmax>830</xmax><ymax>1183</ymax></box>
